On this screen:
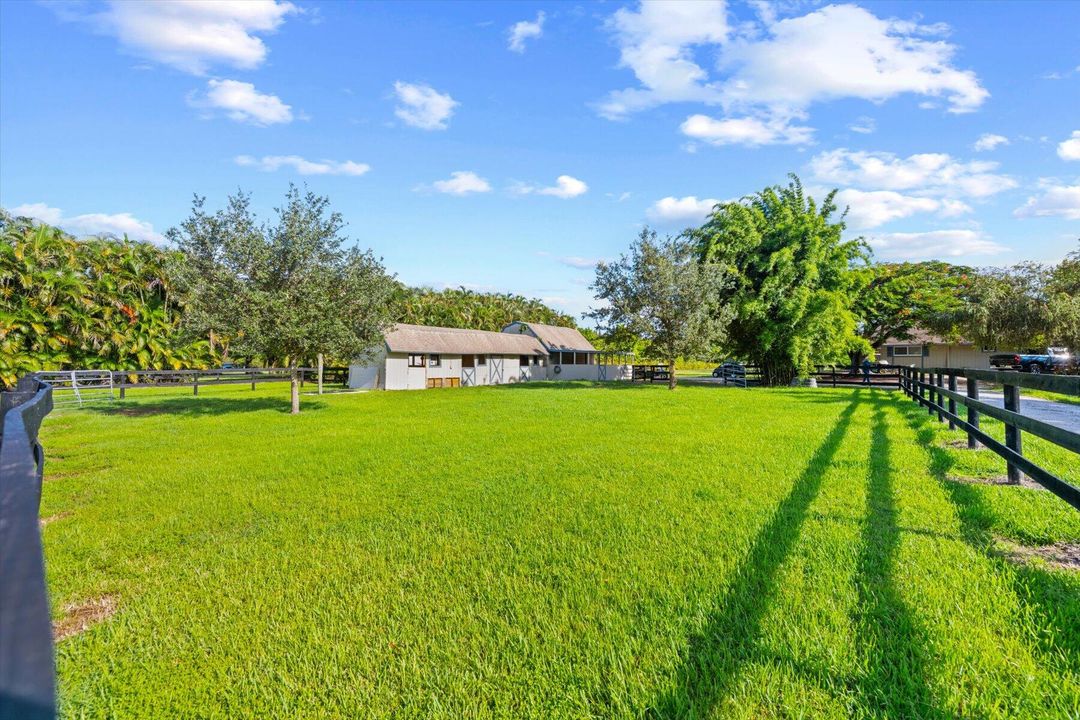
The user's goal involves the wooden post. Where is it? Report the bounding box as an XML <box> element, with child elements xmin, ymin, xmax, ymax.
<box><xmin>832</xmin><ymin>366</ymin><xmax>836</xmax><ymax>388</ymax></box>
<box><xmin>947</xmin><ymin>373</ymin><xmax>957</xmax><ymax>430</ymax></box>
<box><xmin>1004</xmin><ymin>383</ymin><xmax>1022</xmax><ymax>484</ymax></box>
<box><xmin>317</xmin><ymin>353</ymin><xmax>324</xmax><ymax>395</ymax></box>
<box><xmin>966</xmin><ymin>375</ymin><xmax>980</xmax><ymax>449</ymax></box>
<box><xmin>117</xmin><ymin>372</ymin><xmax>126</xmax><ymax>400</ymax></box>
<box><xmin>935</xmin><ymin>371</ymin><xmax>944</xmax><ymax>422</ymax></box>
<box><xmin>193</xmin><ymin>371</ymin><xmax>199</xmax><ymax>397</ymax></box>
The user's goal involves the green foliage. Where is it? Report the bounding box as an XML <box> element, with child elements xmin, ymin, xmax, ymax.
<box><xmin>396</xmin><ymin>286</ymin><xmax>574</xmax><ymax>332</ymax></box>
<box><xmin>169</xmin><ymin>187</ymin><xmax>398</xmax><ymax>411</ymax></box>
<box><xmin>851</xmin><ymin>261</ymin><xmax>973</xmax><ymax>349</ymax></box>
<box><xmin>589</xmin><ymin>228</ymin><xmax>729</xmax><ymax>388</ymax></box>
<box><xmin>693</xmin><ymin>176</ymin><xmax>865</xmax><ymax>385</ymax></box>
<box><xmin>40</xmin><ymin>383</ymin><xmax>1080</xmax><ymax>718</ymax></box>
<box><xmin>949</xmin><ymin>261</ymin><xmax>1065</xmax><ymax>350</ymax></box>
<box><xmin>1048</xmin><ymin>243</ymin><xmax>1080</xmax><ymax>349</ymax></box>
<box><xmin>0</xmin><ymin>209</ymin><xmax>206</xmax><ymax>387</ymax></box>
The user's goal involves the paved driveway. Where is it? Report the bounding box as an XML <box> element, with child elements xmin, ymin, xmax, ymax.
<box><xmin>977</xmin><ymin>391</ymin><xmax>1080</xmax><ymax>434</ymax></box>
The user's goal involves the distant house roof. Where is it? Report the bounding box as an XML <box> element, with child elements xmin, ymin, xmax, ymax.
<box><xmin>504</xmin><ymin>321</ymin><xmax>597</xmax><ymax>352</ymax></box>
<box><xmin>384</xmin><ymin>324</ymin><xmax>548</xmax><ymax>355</ymax></box>
<box><xmin>879</xmin><ymin>330</ymin><xmax>974</xmax><ymax>346</ymax></box>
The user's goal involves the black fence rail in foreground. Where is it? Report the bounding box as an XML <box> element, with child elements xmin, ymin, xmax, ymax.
<box><xmin>0</xmin><ymin>378</ymin><xmax>56</xmax><ymax>719</ymax></box>
<box><xmin>900</xmin><ymin>366</ymin><xmax>1080</xmax><ymax>511</ymax></box>
<box><xmin>34</xmin><ymin>367</ymin><xmax>350</xmax><ymax>406</ymax></box>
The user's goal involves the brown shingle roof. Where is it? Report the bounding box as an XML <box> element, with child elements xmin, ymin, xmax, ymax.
<box><xmin>505</xmin><ymin>321</ymin><xmax>596</xmax><ymax>352</ymax></box>
<box><xmin>384</xmin><ymin>324</ymin><xmax>547</xmax><ymax>355</ymax></box>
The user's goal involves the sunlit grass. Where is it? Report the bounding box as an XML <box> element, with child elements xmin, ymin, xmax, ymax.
<box><xmin>40</xmin><ymin>382</ymin><xmax>1079</xmax><ymax>718</ymax></box>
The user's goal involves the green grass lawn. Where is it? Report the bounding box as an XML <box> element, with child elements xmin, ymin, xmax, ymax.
<box><xmin>39</xmin><ymin>382</ymin><xmax>1080</xmax><ymax>718</ymax></box>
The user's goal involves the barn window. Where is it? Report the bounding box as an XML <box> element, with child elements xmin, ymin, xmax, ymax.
<box><xmin>408</xmin><ymin>354</ymin><xmax>425</xmax><ymax>367</ymax></box>
<box><xmin>520</xmin><ymin>355</ymin><xmax>530</xmax><ymax>366</ymax></box>
<box><xmin>477</xmin><ymin>355</ymin><xmax>487</xmax><ymax>366</ymax></box>
<box><xmin>429</xmin><ymin>354</ymin><xmax>441</xmax><ymax>367</ymax></box>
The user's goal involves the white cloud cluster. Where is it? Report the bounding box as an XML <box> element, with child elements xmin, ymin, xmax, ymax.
<box><xmin>810</xmin><ymin>148</ymin><xmax>1017</xmax><ymax>198</ymax></box>
<box><xmin>600</xmin><ymin>2</ymin><xmax>987</xmax><ymax>146</ymax></box>
<box><xmin>429</xmin><ymin>171</ymin><xmax>492</xmax><ymax>195</ymax></box>
<box><xmin>508</xmin><ymin>12</ymin><xmax>545</xmax><ymax>53</ymax></box>
<box><xmin>1058</xmin><ymin>131</ymin><xmax>1080</xmax><ymax>161</ymax></box>
<box><xmin>191</xmin><ymin>79</ymin><xmax>293</xmax><ymax>125</ymax></box>
<box><xmin>973</xmin><ymin>133</ymin><xmax>1009</xmax><ymax>152</ymax></box>
<box><xmin>66</xmin><ymin>0</ymin><xmax>297</xmax><ymax>75</ymax></box>
<box><xmin>11</xmin><ymin>203</ymin><xmax>164</xmax><ymax>244</ymax></box>
<box><xmin>1014</xmin><ymin>183</ymin><xmax>1080</xmax><ymax>220</ymax></box>
<box><xmin>234</xmin><ymin>155</ymin><xmax>370</xmax><ymax>176</ymax></box>
<box><xmin>514</xmin><ymin>175</ymin><xmax>589</xmax><ymax>199</ymax></box>
<box><xmin>864</xmin><ymin>230</ymin><xmax>1007</xmax><ymax>260</ymax></box>
<box><xmin>646</xmin><ymin>196</ymin><xmax>721</xmax><ymax>223</ymax></box>
<box><xmin>834</xmin><ymin>189</ymin><xmax>972</xmax><ymax>230</ymax></box>
<box><xmin>393</xmin><ymin>82</ymin><xmax>458</xmax><ymax>130</ymax></box>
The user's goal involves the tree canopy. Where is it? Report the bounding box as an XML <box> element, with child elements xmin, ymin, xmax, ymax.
<box><xmin>589</xmin><ymin>229</ymin><xmax>729</xmax><ymax>389</ymax></box>
<box><xmin>396</xmin><ymin>286</ymin><xmax>574</xmax><ymax>332</ymax></box>
<box><xmin>169</xmin><ymin>187</ymin><xmax>398</xmax><ymax>412</ymax></box>
<box><xmin>692</xmin><ymin>176</ymin><xmax>865</xmax><ymax>385</ymax></box>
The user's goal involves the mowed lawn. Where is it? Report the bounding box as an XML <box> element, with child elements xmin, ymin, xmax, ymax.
<box><xmin>39</xmin><ymin>382</ymin><xmax>1080</xmax><ymax>719</ymax></box>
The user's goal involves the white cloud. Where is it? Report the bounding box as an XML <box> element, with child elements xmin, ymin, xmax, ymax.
<box><xmin>11</xmin><ymin>203</ymin><xmax>164</xmax><ymax>244</ymax></box>
<box><xmin>190</xmin><ymin>79</ymin><xmax>293</xmax><ymax>125</ymax></box>
<box><xmin>849</xmin><ymin>116</ymin><xmax>876</xmax><ymax>134</ymax></box>
<box><xmin>58</xmin><ymin>0</ymin><xmax>297</xmax><ymax>75</ymax></box>
<box><xmin>428</xmin><ymin>171</ymin><xmax>492</xmax><ymax>195</ymax></box>
<box><xmin>973</xmin><ymin>133</ymin><xmax>1009</xmax><ymax>152</ymax></box>
<box><xmin>508</xmin><ymin>12</ymin><xmax>545</xmax><ymax>53</ymax></box>
<box><xmin>1058</xmin><ymin>131</ymin><xmax>1080</xmax><ymax>161</ymax></box>
<box><xmin>599</xmin><ymin>2</ymin><xmax>986</xmax><ymax>146</ymax></box>
<box><xmin>234</xmin><ymin>155</ymin><xmax>370</xmax><ymax>176</ymax></box>
<box><xmin>646</xmin><ymin>196</ymin><xmax>721</xmax><ymax>224</ymax></box>
<box><xmin>1014</xmin><ymin>183</ymin><xmax>1080</xmax><ymax>220</ymax></box>
<box><xmin>515</xmin><ymin>175</ymin><xmax>589</xmax><ymax>199</ymax></box>
<box><xmin>680</xmin><ymin>113</ymin><xmax>812</xmax><ymax>146</ymax></box>
<box><xmin>809</xmin><ymin>148</ymin><xmax>1017</xmax><ymax>198</ymax></box>
<box><xmin>835</xmin><ymin>189</ymin><xmax>945</xmax><ymax>230</ymax></box>
<box><xmin>557</xmin><ymin>256</ymin><xmax>600</xmax><ymax>269</ymax></box>
<box><xmin>393</xmin><ymin>82</ymin><xmax>458</xmax><ymax>130</ymax></box>
<box><xmin>865</xmin><ymin>230</ymin><xmax>1008</xmax><ymax>260</ymax></box>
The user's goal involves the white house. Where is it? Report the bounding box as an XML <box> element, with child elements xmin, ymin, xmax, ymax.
<box><xmin>348</xmin><ymin>321</ymin><xmax>632</xmax><ymax>390</ymax></box>
<box><xmin>877</xmin><ymin>330</ymin><xmax>996</xmax><ymax>370</ymax></box>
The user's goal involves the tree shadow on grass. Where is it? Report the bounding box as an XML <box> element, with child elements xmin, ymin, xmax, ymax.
<box><xmin>83</xmin><ymin>396</ymin><xmax>327</xmax><ymax>417</ymax></box>
<box><xmin>849</xmin><ymin>403</ymin><xmax>944</xmax><ymax>717</ymax></box>
<box><xmin>645</xmin><ymin>399</ymin><xmax>859</xmax><ymax>718</ymax></box>
<box><xmin>897</xmin><ymin>402</ymin><xmax>1080</xmax><ymax>678</ymax></box>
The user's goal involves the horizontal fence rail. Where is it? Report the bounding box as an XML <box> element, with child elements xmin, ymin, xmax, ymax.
<box><xmin>0</xmin><ymin>378</ymin><xmax>56</xmax><ymax>719</ymax></box>
<box><xmin>710</xmin><ymin>364</ymin><xmax>902</xmax><ymax>389</ymax></box>
<box><xmin>900</xmin><ymin>366</ymin><xmax>1080</xmax><ymax>511</ymax></box>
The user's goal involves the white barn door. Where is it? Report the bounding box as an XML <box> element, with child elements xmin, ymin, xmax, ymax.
<box><xmin>490</xmin><ymin>357</ymin><xmax>504</xmax><ymax>384</ymax></box>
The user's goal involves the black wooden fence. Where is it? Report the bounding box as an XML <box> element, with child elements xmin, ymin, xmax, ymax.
<box><xmin>900</xmin><ymin>366</ymin><xmax>1080</xmax><ymax>511</ymax></box>
<box><xmin>0</xmin><ymin>378</ymin><xmax>56</xmax><ymax>719</ymax></box>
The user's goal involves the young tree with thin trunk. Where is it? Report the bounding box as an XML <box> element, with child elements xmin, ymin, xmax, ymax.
<box><xmin>588</xmin><ymin>229</ymin><xmax>729</xmax><ymax>389</ymax></box>
<box><xmin>171</xmin><ymin>186</ymin><xmax>398</xmax><ymax>413</ymax></box>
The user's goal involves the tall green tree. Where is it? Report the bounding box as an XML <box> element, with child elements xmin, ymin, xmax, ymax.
<box><xmin>950</xmin><ymin>262</ymin><xmax>1058</xmax><ymax>351</ymax></box>
<box><xmin>0</xmin><ymin>209</ymin><xmax>204</xmax><ymax>387</ymax></box>
<box><xmin>692</xmin><ymin>176</ymin><xmax>865</xmax><ymax>385</ymax></box>
<box><xmin>849</xmin><ymin>260</ymin><xmax>973</xmax><ymax>368</ymax></box>
<box><xmin>588</xmin><ymin>229</ymin><xmax>729</xmax><ymax>389</ymax></box>
<box><xmin>1048</xmin><ymin>243</ymin><xmax>1080</xmax><ymax>351</ymax></box>
<box><xmin>170</xmin><ymin>187</ymin><xmax>398</xmax><ymax>413</ymax></box>
<box><xmin>396</xmin><ymin>286</ymin><xmax>574</xmax><ymax>331</ymax></box>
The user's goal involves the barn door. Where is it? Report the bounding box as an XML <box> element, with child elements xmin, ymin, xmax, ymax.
<box><xmin>599</xmin><ymin>363</ymin><xmax>607</xmax><ymax>381</ymax></box>
<box><xmin>490</xmin><ymin>357</ymin><xmax>504</xmax><ymax>384</ymax></box>
<box><xmin>461</xmin><ymin>354</ymin><xmax>476</xmax><ymax>386</ymax></box>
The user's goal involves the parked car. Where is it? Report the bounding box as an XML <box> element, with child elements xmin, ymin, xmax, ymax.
<box><xmin>989</xmin><ymin>347</ymin><xmax>1073</xmax><ymax>374</ymax></box>
<box><xmin>712</xmin><ymin>361</ymin><xmax>746</xmax><ymax>378</ymax></box>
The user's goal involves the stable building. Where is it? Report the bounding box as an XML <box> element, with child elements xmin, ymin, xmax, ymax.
<box><xmin>877</xmin><ymin>330</ymin><xmax>996</xmax><ymax>370</ymax></box>
<box><xmin>502</xmin><ymin>321</ymin><xmax>607</xmax><ymax>381</ymax></box>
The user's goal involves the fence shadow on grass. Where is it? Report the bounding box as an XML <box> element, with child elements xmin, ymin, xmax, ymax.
<box><xmin>898</xmin><ymin>403</ymin><xmax>1080</xmax><ymax>679</ymax></box>
<box><xmin>849</xmin><ymin>404</ymin><xmax>942</xmax><ymax>717</ymax></box>
<box><xmin>82</xmin><ymin>396</ymin><xmax>327</xmax><ymax>418</ymax></box>
<box><xmin>645</xmin><ymin>400</ymin><xmax>858</xmax><ymax>718</ymax></box>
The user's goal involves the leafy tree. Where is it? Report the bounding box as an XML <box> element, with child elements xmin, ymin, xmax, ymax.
<box><xmin>171</xmin><ymin>187</ymin><xmax>398</xmax><ymax>413</ymax></box>
<box><xmin>0</xmin><ymin>209</ymin><xmax>204</xmax><ymax>387</ymax></box>
<box><xmin>1048</xmin><ymin>243</ymin><xmax>1080</xmax><ymax>350</ymax></box>
<box><xmin>950</xmin><ymin>262</ymin><xmax>1058</xmax><ymax>351</ymax></box>
<box><xmin>396</xmin><ymin>286</ymin><xmax>575</xmax><ymax>331</ymax></box>
<box><xmin>849</xmin><ymin>261</ymin><xmax>972</xmax><ymax>368</ymax></box>
<box><xmin>692</xmin><ymin>176</ymin><xmax>865</xmax><ymax>385</ymax></box>
<box><xmin>588</xmin><ymin>228</ymin><xmax>729</xmax><ymax>389</ymax></box>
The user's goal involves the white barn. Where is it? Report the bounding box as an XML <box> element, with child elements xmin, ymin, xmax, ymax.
<box><xmin>349</xmin><ymin>321</ymin><xmax>632</xmax><ymax>390</ymax></box>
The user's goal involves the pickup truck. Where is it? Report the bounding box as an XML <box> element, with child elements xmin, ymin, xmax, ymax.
<box><xmin>989</xmin><ymin>347</ymin><xmax>1073</xmax><ymax>374</ymax></box>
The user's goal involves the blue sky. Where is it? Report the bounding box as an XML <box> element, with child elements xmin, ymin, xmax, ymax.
<box><xmin>2</xmin><ymin>1</ymin><xmax>1078</xmax><ymax>321</ymax></box>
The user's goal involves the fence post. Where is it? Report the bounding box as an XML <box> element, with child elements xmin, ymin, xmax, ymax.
<box><xmin>117</xmin><ymin>371</ymin><xmax>126</xmax><ymax>400</ymax></box>
<box><xmin>1004</xmin><ymin>382</ymin><xmax>1023</xmax><ymax>484</ymax></box>
<box><xmin>965</xmin><ymin>375</ymin><xmax>980</xmax><ymax>449</ymax></box>
<box><xmin>832</xmin><ymin>366</ymin><xmax>836</xmax><ymax>388</ymax></box>
<box><xmin>935</xmin><ymin>370</ymin><xmax>944</xmax><ymax>422</ymax></box>
<box><xmin>251</xmin><ymin>370</ymin><xmax>256</xmax><ymax>391</ymax></box>
<box><xmin>193</xmin><ymin>371</ymin><xmax>199</xmax><ymax>397</ymax></box>
<box><xmin>947</xmin><ymin>372</ymin><xmax>957</xmax><ymax>430</ymax></box>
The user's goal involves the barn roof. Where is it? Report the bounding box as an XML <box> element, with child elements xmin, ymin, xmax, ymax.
<box><xmin>506</xmin><ymin>321</ymin><xmax>597</xmax><ymax>353</ymax></box>
<box><xmin>384</xmin><ymin>324</ymin><xmax>548</xmax><ymax>355</ymax></box>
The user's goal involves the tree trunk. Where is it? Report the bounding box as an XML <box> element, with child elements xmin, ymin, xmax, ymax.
<box><xmin>290</xmin><ymin>365</ymin><xmax>300</xmax><ymax>414</ymax></box>
<box><xmin>317</xmin><ymin>353</ymin><xmax>324</xmax><ymax>395</ymax></box>
<box><xmin>668</xmin><ymin>360</ymin><xmax>677</xmax><ymax>390</ymax></box>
